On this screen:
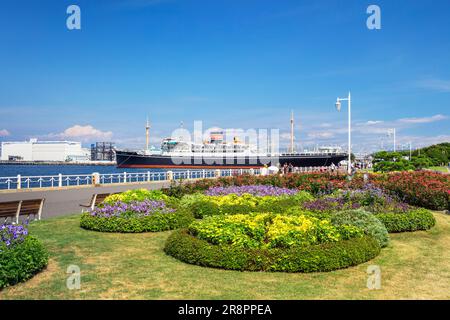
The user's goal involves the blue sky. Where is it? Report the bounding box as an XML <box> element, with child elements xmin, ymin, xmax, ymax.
<box><xmin>0</xmin><ymin>0</ymin><xmax>449</xmax><ymax>153</ymax></box>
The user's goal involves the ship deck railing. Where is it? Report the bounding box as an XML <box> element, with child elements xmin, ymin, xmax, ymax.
<box><xmin>280</xmin><ymin>152</ymin><xmax>347</xmax><ymax>156</ymax></box>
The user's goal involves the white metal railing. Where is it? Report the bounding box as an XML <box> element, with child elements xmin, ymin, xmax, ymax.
<box><xmin>0</xmin><ymin>168</ymin><xmax>264</xmax><ymax>191</ymax></box>
<box><xmin>0</xmin><ymin>167</ymin><xmax>335</xmax><ymax>191</ymax></box>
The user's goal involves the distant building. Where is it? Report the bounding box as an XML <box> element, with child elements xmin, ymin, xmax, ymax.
<box><xmin>0</xmin><ymin>139</ymin><xmax>90</xmax><ymax>162</ymax></box>
<box><xmin>90</xmin><ymin>142</ymin><xmax>115</xmax><ymax>161</ymax></box>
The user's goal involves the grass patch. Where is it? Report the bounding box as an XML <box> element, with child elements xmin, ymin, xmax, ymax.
<box><xmin>427</xmin><ymin>166</ymin><xmax>449</xmax><ymax>173</ymax></box>
<box><xmin>1</xmin><ymin>213</ymin><xmax>449</xmax><ymax>299</ymax></box>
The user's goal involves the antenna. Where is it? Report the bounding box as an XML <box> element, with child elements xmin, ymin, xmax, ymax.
<box><xmin>145</xmin><ymin>116</ymin><xmax>150</xmax><ymax>151</ymax></box>
<box><xmin>290</xmin><ymin>110</ymin><xmax>295</xmax><ymax>153</ymax></box>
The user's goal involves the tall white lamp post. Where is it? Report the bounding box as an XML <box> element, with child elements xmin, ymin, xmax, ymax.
<box><xmin>335</xmin><ymin>92</ymin><xmax>352</xmax><ymax>175</ymax></box>
<box><xmin>409</xmin><ymin>141</ymin><xmax>412</xmax><ymax>160</ymax></box>
<box><xmin>387</xmin><ymin>128</ymin><xmax>396</xmax><ymax>152</ymax></box>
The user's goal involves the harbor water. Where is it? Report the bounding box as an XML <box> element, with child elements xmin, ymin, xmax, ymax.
<box><xmin>0</xmin><ymin>164</ymin><xmax>166</xmax><ymax>177</ymax></box>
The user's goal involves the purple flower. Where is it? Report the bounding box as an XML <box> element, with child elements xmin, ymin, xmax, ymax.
<box><xmin>205</xmin><ymin>185</ymin><xmax>298</xmax><ymax>197</ymax></box>
<box><xmin>303</xmin><ymin>184</ymin><xmax>411</xmax><ymax>213</ymax></box>
<box><xmin>0</xmin><ymin>223</ymin><xmax>29</xmax><ymax>250</ymax></box>
<box><xmin>89</xmin><ymin>200</ymin><xmax>175</xmax><ymax>219</ymax></box>
<box><xmin>303</xmin><ymin>198</ymin><xmax>359</xmax><ymax>212</ymax></box>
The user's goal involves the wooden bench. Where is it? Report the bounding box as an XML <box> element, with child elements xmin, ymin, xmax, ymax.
<box><xmin>79</xmin><ymin>192</ymin><xmax>119</xmax><ymax>212</ymax></box>
<box><xmin>0</xmin><ymin>199</ymin><xmax>45</xmax><ymax>224</ymax></box>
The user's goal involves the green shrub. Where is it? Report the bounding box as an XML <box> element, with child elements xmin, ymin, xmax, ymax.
<box><xmin>80</xmin><ymin>209</ymin><xmax>194</xmax><ymax>233</ymax></box>
<box><xmin>283</xmin><ymin>207</ymin><xmax>332</xmax><ymax>220</ymax></box>
<box><xmin>188</xmin><ymin>213</ymin><xmax>363</xmax><ymax>249</ymax></box>
<box><xmin>164</xmin><ymin>230</ymin><xmax>380</xmax><ymax>273</ymax></box>
<box><xmin>179</xmin><ymin>193</ymin><xmax>219</xmax><ymax>218</ymax></box>
<box><xmin>104</xmin><ymin>189</ymin><xmax>169</xmax><ymax>205</ymax></box>
<box><xmin>330</xmin><ymin>209</ymin><xmax>390</xmax><ymax>248</ymax></box>
<box><xmin>0</xmin><ymin>236</ymin><xmax>49</xmax><ymax>289</ymax></box>
<box><xmin>267</xmin><ymin>214</ymin><xmax>362</xmax><ymax>248</ymax></box>
<box><xmin>189</xmin><ymin>214</ymin><xmax>269</xmax><ymax>248</ymax></box>
<box><xmin>181</xmin><ymin>191</ymin><xmax>314</xmax><ymax>218</ymax></box>
<box><xmin>375</xmin><ymin>209</ymin><xmax>436</xmax><ymax>233</ymax></box>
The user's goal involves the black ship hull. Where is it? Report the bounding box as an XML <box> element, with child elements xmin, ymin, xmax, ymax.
<box><xmin>116</xmin><ymin>151</ymin><xmax>347</xmax><ymax>169</ymax></box>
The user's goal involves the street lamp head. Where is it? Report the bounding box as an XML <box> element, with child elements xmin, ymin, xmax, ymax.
<box><xmin>335</xmin><ymin>99</ymin><xmax>341</xmax><ymax>111</ymax></box>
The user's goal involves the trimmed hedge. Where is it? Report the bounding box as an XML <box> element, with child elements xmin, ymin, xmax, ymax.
<box><xmin>375</xmin><ymin>209</ymin><xmax>436</xmax><ymax>233</ymax></box>
<box><xmin>164</xmin><ymin>229</ymin><xmax>381</xmax><ymax>273</ymax></box>
<box><xmin>0</xmin><ymin>236</ymin><xmax>49</xmax><ymax>289</ymax></box>
<box><xmin>80</xmin><ymin>209</ymin><xmax>194</xmax><ymax>233</ymax></box>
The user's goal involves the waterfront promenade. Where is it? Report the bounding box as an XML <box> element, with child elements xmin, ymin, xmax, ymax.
<box><xmin>0</xmin><ymin>167</ymin><xmax>341</xmax><ymax>219</ymax></box>
<box><xmin>0</xmin><ymin>181</ymin><xmax>172</xmax><ymax>219</ymax></box>
<box><xmin>0</xmin><ymin>168</ymin><xmax>260</xmax><ymax>218</ymax></box>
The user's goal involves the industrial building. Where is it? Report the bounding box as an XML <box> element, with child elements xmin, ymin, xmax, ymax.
<box><xmin>0</xmin><ymin>139</ymin><xmax>90</xmax><ymax>162</ymax></box>
<box><xmin>90</xmin><ymin>142</ymin><xmax>115</xmax><ymax>161</ymax></box>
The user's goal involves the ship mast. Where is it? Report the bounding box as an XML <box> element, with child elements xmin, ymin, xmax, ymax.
<box><xmin>290</xmin><ymin>110</ymin><xmax>295</xmax><ymax>153</ymax></box>
<box><xmin>145</xmin><ymin>116</ymin><xmax>150</xmax><ymax>151</ymax></box>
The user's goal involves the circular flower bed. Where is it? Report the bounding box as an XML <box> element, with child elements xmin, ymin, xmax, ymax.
<box><xmin>0</xmin><ymin>224</ymin><xmax>48</xmax><ymax>289</ymax></box>
<box><xmin>80</xmin><ymin>199</ymin><xmax>194</xmax><ymax>233</ymax></box>
<box><xmin>164</xmin><ymin>213</ymin><xmax>381</xmax><ymax>272</ymax></box>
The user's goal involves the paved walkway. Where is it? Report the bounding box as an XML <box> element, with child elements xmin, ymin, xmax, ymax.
<box><xmin>0</xmin><ymin>181</ymin><xmax>172</xmax><ymax>219</ymax></box>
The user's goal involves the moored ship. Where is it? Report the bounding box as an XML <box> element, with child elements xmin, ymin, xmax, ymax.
<box><xmin>116</xmin><ymin>149</ymin><xmax>347</xmax><ymax>169</ymax></box>
<box><xmin>116</xmin><ymin>121</ymin><xmax>347</xmax><ymax>169</ymax></box>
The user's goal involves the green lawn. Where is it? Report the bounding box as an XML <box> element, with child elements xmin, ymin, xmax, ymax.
<box><xmin>1</xmin><ymin>212</ymin><xmax>450</xmax><ymax>299</ymax></box>
<box><xmin>427</xmin><ymin>166</ymin><xmax>450</xmax><ymax>173</ymax></box>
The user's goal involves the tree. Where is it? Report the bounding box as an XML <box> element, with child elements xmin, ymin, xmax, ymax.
<box><xmin>372</xmin><ymin>142</ymin><xmax>450</xmax><ymax>171</ymax></box>
<box><xmin>411</xmin><ymin>156</ymin><xmax>433</xmax><ymax>170</ymax></box>
<box><xmin>373</xmin><ymin>159</ymin><xmax>414</xmax><ymax>172</ymax></box>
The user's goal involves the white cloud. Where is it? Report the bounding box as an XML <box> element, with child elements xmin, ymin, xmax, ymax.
<box><xmin>280</xmin><ymin>133</ymin><xmax>295</xmax><ymax>141</ymax></box>
<box><xmin>307</xmin><ymin>132</ymin><xmax>335</xmax><ymax>139</ymax></box>
<box><xmin>0</xmin><ymin>129</ymin><xmax>10</xmax><ymax>137</ymax></box>
<box><xmin>54</xmin><ymin>125</ymin><xmax>113</xmax><ymax>142</ymax></box>
<box><xmin>365</xmin><ymin>120</ymin><xmax>383</xmax><ymax>125</ymax></box>
<box><xmin>114</xmin><ymin>134</ymin><xmax>164</xmax><ymax>149</ymax></box>
<box><xmin>396</xmin><ymin>135</ymin><xmax>450</xmax><ymax>147</ymax></box>
<box><xmin>417</xmin><ymin>78</ymin><xmax>450</xmax><ymax>92</ymax></box>
<box><xmin>398</xmin><ymin>114</ymin><xmax>448</xmax><ymax>124</ymax></box>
